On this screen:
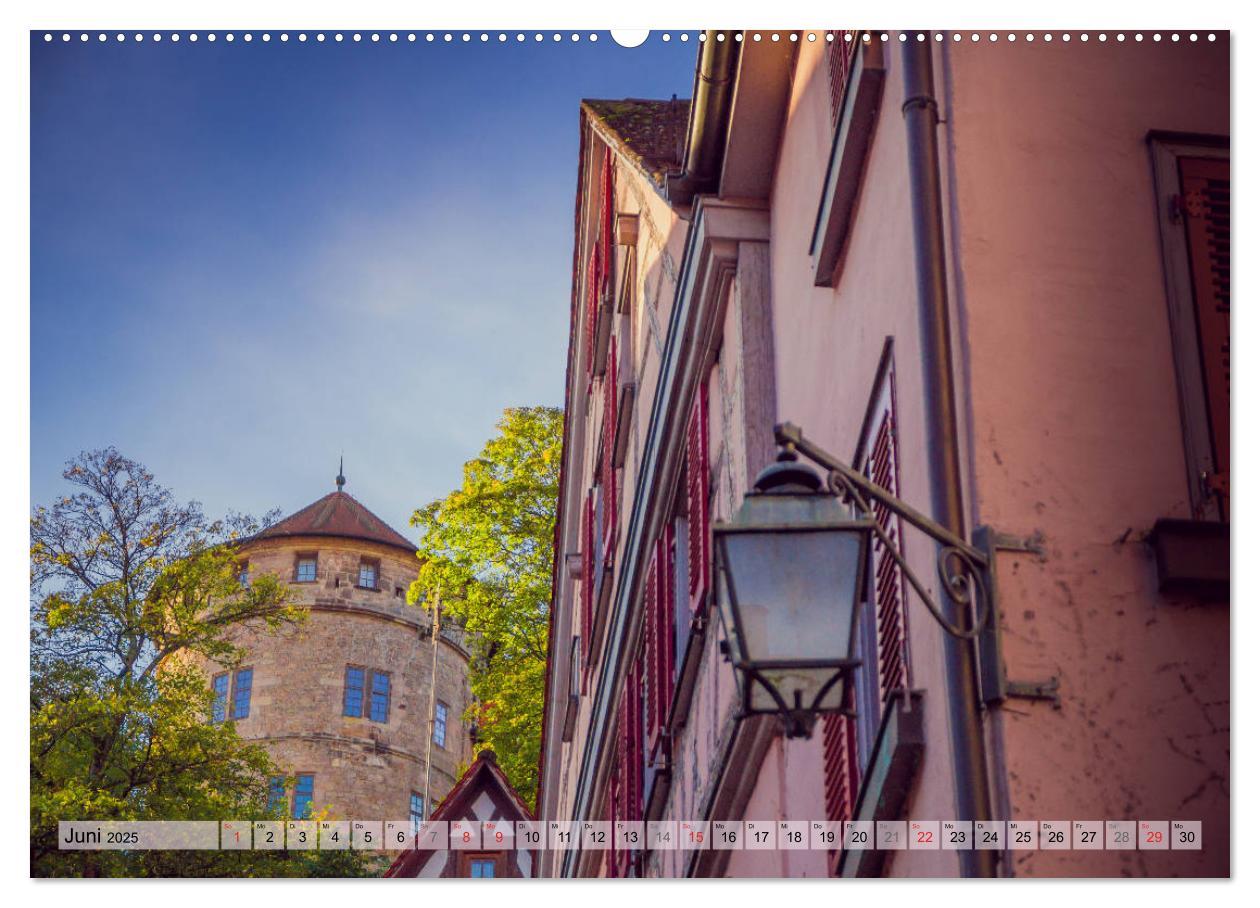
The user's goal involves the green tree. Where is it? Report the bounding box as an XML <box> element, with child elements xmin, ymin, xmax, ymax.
<box><xmin>410</xmin><ymin>407</ymin><xmax>562</xmax><ymax>806</ymax></box>
<box><xmin>30</xmin><ymin>448</ymin><xmax>373</xmax><ymax>877</ymax></box>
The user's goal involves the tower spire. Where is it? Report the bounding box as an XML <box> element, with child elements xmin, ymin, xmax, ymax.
<box><xmin>335</xmin><ymin>455</ymin><xmax>346</xmax><ymax>491</ymax></box>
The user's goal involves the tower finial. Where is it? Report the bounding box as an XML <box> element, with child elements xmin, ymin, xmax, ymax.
<box><xmin>336</xmin><ymin>454</ymin><xmax>346</xmax><ymax>491</ymax></box>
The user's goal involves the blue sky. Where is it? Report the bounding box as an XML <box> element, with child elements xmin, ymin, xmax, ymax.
<box><xmin>30</xmin><ymin>32</ymin><xmax>695</xmax><ymax>537</ymax></box>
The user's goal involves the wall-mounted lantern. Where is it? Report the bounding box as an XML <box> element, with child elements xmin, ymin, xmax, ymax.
<box><xmin>714</xmin><ymin>423</ymin><xmax>999</xmax><ymax>739</ymax></box>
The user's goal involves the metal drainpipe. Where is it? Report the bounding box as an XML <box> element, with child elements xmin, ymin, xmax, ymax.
<box><xmin>665</xmin><ymin>30</ymin><xmax>738</xmax><ymax>206</ymax></box>
<box><xmin>900</xmin><ymin>39</ymin><xmax>997</xmax><ymax>878</ymax></box>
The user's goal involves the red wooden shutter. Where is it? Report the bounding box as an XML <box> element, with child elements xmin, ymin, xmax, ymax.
<box><xmin>602</xmin><ymin>335</ymin><xmax>619</xmax><ymax>562</ymax></box>
<box><xmin>825</xmin><ymin>31</ymin><xmax>862</xmax><ymax>126</ymax></box>
<box><xmin>868</xmin><ymin>409</ymin><xmax>909</xmax><ymax>700</ymax></box>
<box><xmin>658</xmin><ymin>527</ymin><xmax>678</xmax><ymax>721</ymax></box>
<box><xmin>586</xmin><ymin>245</ymin><xmax>602</xmax><ymax>378</ymax></box>
<box><xmin>611</xmin><ymin>650</ymin><xmax>645</xmax><ymax>877</ymax></box>
<box><xmin>601</xmin><ymin>147</ymin><xmax>614</xmax><ymax>290</ymax></box>
<box><xmin>643</xmin><ymin>535</ymin><xmax>676</xmax><ymax>758</ymax></box>
<box><xmin>642</xmin><ymin>547</ymin><xmax>661</xmax><ymax>756</ymax></box>
<box><xmin>1178</xmin><ymin>156</ymin><xmax>1230</xmax><ymax>518</ymax></box>
<box><xmin>627</xmin><ymin>650</ymin><xmax>644</xmax><ymax>820</ymax></box>
<box><xmin>686</xmin><ymin>381</ymin><xmax>711</xmax><ymax>614</ymax></box>
<box><xmin>580</xmin><ymin>491</ymin><xmax>595</xmax><ymax>692</ymax></box>
<box><xmin>821</xmin><ymin>695</ymin><xmax>861</xmax><ymax>828</ymax></box>
<box><xmin>606</xmin><ymin>764</ymin><xmax>619</xmax><ymax>877</ymax></box>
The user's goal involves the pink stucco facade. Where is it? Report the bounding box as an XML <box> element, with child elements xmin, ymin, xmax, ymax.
<box><xmin>538</xmin><ymin>32</ymin><xmax>1228</xmax><ymax>879</ymax></box>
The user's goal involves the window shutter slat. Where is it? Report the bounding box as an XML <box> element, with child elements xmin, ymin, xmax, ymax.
<box><xmin>643</xmin><ymin>548</ymin><xmax>660</xmax><ymax>755</ymax></box>
<box><xmin>581</xmin><ymin>491</ymin><xmax>595</xmax><ymax>692</ymax></box>
<box><xmin>586</xmin><ymin>246</ymin><xmax>602</xmax><ymax>378</ymax></box>
<box><xmin>821</xmin><ymin>701</ymin><xmax>860</xmax><ymax>827</ymax></box>
<box><xmin>601</xmin><ymin>147</ymin><xmax>614</xmax><ymax>291</ymax></box>
<box><xmin>602</xmin><ymin>335</ymin><xmax>619</xmax><ymax>562</ymax></box>
<box><xmin>686</xmin><ymin>382</ymin><xmax>711</xmax><ymax>613</ymax></box>
<box><xmin>1178</xmin><ymin>156</ymin><xmax>1231</xmax><ymax>518</ymax></box>
<box><xmin>825</xmin><ymin>31</ymin><xmax>862</xmax><ymax>126</ymax></box>
<box><xmin>868</xmin><ymin>409</ymin><xmax>909</xmax><ymax>700</ymax></box>
<box><xmin>659</xmin><ymin>528</ymin><xmax>678</xmax><ymax>723</ymax></box>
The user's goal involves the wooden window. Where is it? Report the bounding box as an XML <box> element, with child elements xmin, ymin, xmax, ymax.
<box><xmin>822</xmin><ymin>351</ymin><xmax>907</xmax><ymax>841</ymax></box>
<box><xmin>586</xmin><ymin>245</ymin><xmax>602</xmax><ymax>378</ymax></box>
<box><xmin>601</xmin><ymin>146</ymin><xmax>615</xmax><ymax>279</ymax></box>
<box><xmin>293</xmin><ymin>774</ymin><xmax>315</xmax><ymax>819</ymax></box>
<box><xmin>685</xmin><ymin>381</ymin><xmax>711</xmax><ymax>614</ymax></box>
<box><xmin>237</xmin><ymin>560</ymin><xmax>249</xmax><ymax>587</ymax></box>
<box><xmin>358</xmin><ymin>558</ymin><xmax>379</xmax><ymax>590</ymax></box>
<box><xmin>643</xmin><ymin>535</ymin><xmax>677</xmax><ymax>762</ymax></box>
<box><xmin>586</xmin><ymin>146</ymin><xmax>616</xmax><ymax>381</ymax></box>
<box><xmin>1179</xmin><ymin>156</ymin><xmax>1230</xmax><ymax>518</ymax></box>
<box><xmin>810</xmin><ymin>37</ymin><xmax>886</xmax><ymax>288</ymax></box>
<box><xmin>230</xmin><ymin>667</ymin><xmax>253</xmax><ymax>720</ymax></box>
<box><xmin>562</xmin><ymin>634</ymin><xmax>581</xmax><ymax>742</ymax></box>
<box><xmin>267</xmin><ymin>776</ymin><xmax>285</xmax><ymax>815</ymax></box>
<box><xmin>211</xmin><ymin>672</ymin><xmax>229</xmax><ymax>723</ymax></box>
<box><xmin>345</xmin><ymin>665</ymin><xmax>390</xmax><ymax>722</ymax></box>
<box><xmin>344</xmin><ymin>665</ymin><xmax>365</xmax><ymax>717</ymax></box>
<box><xmin>294</xmin><ymin>553</ymin><xmax>317</xmax><ymax>583</ymax></box>
<box><xmin>461</xmin><ymin>853</ymin><xmax>500</xmax><ymax>878</ymax></box>
<box><xmin>1151</xmin><ymin>137</ymin><xmax>1230</xmax><ymax>521</ymax></box>
<box><xmin>602</xmin><ymin>334</ymin><xmax>619</xmax><ymax>565</ymax></box>
<box><xmin>433</xmin><ymin>700</ymin><xmax>448</xmax><ymax>747</ymax></box>
<box><xmin>409</xmin><ymin>792</ymin><xmax>425</xmax><ymax>829</ymax></box>
<box><xmin>825</xmin><ymin>31</ymin><xmax>863</xmax><ymax>126</ymax></box>
<box><xmin>369</xmin><ymin>671</ymin><xmax>391</xmax><ymax>723</ymax></box>
<box><xmin>868</xmin><ymin>408</ymin><xmax>910</xmax><ymax>699</ymax></box>
<box><xmin>611</xmin><ymin>649</ymin><xmax>645</xmax><ymax>877</ymax></box>
<box><xmin>580</xmin><ymin>490</ymin><xmax>596</xmax><ymax>691</ymax></box>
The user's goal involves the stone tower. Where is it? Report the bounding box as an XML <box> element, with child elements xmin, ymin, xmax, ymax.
<box><xmin>199</xmin><ymin>476</ymin><xmax>472</xmax><ymax>823</ymax></box>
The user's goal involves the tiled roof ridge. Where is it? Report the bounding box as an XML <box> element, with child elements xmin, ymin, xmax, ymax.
<box><xmin>253</xmin><ymin>489</ymin><xmax>415</xmax><ymax>553</ymax></box>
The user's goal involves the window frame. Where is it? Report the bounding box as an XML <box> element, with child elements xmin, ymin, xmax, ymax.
<box><xmin>461</xmin><ymin>852</ymin><xmax>501</xmax><ymax>878</ymax></box>
<box><xmin>230</xmin><ymin>667</ymin><xmax>253</xmax><ymax>720</ymax></box>
<box><xmin>433</xmin><ymin>699</ymin><xmax>449</xmax><ymax>748</ymax></box>
<box><xmin>369</xmin><ymin>669</ymin><xmax>391</xmax><ymax>723</ymax></box>
<box><xmin>211</xmin><ymin>672</ymin><xmax>229</xmax><ymax>723</ymax></box>
<box><xmin>343</xmin><ymin>664</ymin><xmax>366</xmax><ymax>718</ymax></box>
<box><xmin>357</xmin><ymin>558</ymin><xmax>380</xmax><ymax>590</ymax></box>
<box><xmin>294</xmin><ymin>553</ymin><xmax>318</xmax><ymax>583</ymax></box>
<box><xmin>267</xmin><ymin>776</ymin><xmax>286</xmax><ymax>815</ymax></box>
<box><xmin>292</xmin><ymin>773</ymin><xmax>315</xmax><ymax>819</ymax></box>
<box><xmin>409</xmin><ymin>791</ymin><xmax>425</xmax><ymax>829</ymax></box>
<box><xmin>1149</xmin><ymin>133</ymin><xmax>1230</xmax><ymax>521</ymax></box>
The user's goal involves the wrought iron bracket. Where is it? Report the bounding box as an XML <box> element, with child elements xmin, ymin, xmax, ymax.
<box><xmin>1004</xmin><ymin>677</ymin><xmax>1062</xmax><ymax>709</ymax></box>
<box><xmin>775</xmin><ymin>422</ymin><xmax>991</xmax><ymax>642</ymax></box>
<box><xmin>776</xmin><ymin>422</ymin><xmax>1056</xmax><ymax>712</ymax></box>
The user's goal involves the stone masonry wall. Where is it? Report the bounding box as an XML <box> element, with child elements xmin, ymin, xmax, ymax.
<box><xmin>191</xmin><ymin>534</ymin><xmax>472</xmax><ymax>822</ymax></box>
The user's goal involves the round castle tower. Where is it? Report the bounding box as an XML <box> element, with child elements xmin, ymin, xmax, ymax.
<box><xmin>199</xmin><ymin>472</ymin><xmax>471</xmax><ymax>823</ymax></box>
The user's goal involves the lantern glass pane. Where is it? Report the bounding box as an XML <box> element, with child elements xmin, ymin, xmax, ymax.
<box><xmin>721</xmin><ymin>528</ymin><xmax>862</xmax><ymax>665</ymax></box>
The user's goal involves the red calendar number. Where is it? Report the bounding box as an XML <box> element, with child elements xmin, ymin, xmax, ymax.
<box><xmin>917</xmin><ymin>830</ymin><xmax>933</xmax><ymax>844</ymax></box>
<box><xmin>1146</xmin><ymin>831</ymin><xmax>1163</xmax><ymax>844</ymax></box>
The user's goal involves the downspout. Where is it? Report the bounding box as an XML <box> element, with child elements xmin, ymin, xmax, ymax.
<box><xmin>900</xmin><ymin>39</ymin><xmax>997</xmax><ymax>878</ymax></box>
<box><xmin>665</xmin><ymin>30</ymin><xmax>739</xmax><ymax>207</ymax></box>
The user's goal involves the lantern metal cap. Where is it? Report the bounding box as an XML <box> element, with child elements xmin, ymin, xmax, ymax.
<box><xmin>752</xmin><ymin>445</ymin><xmax>823</xmax><ymax>495</ymax></box>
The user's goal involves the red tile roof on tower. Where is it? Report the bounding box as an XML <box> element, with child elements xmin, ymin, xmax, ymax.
<box><xmin>252</xmin><ymin>490</ymin><xmax>415</xmax><ymax>553</ymax></box>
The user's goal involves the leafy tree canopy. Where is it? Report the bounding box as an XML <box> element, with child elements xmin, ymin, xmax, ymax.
<box><xmin>410</xmin><ymin>407</ymin><xmax>562</xmax><ymax>806</ymax></box>
<box><xmin>29</xmin><ymin>448</ymin><xmax>372</xmax><ymax>877</ymax></box>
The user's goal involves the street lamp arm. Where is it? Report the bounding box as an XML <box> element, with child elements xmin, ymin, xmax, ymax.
<box><xmin>775</xmin><ymin>421</ymin><xmax>991</xmax><ymax>641</ymax></box>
